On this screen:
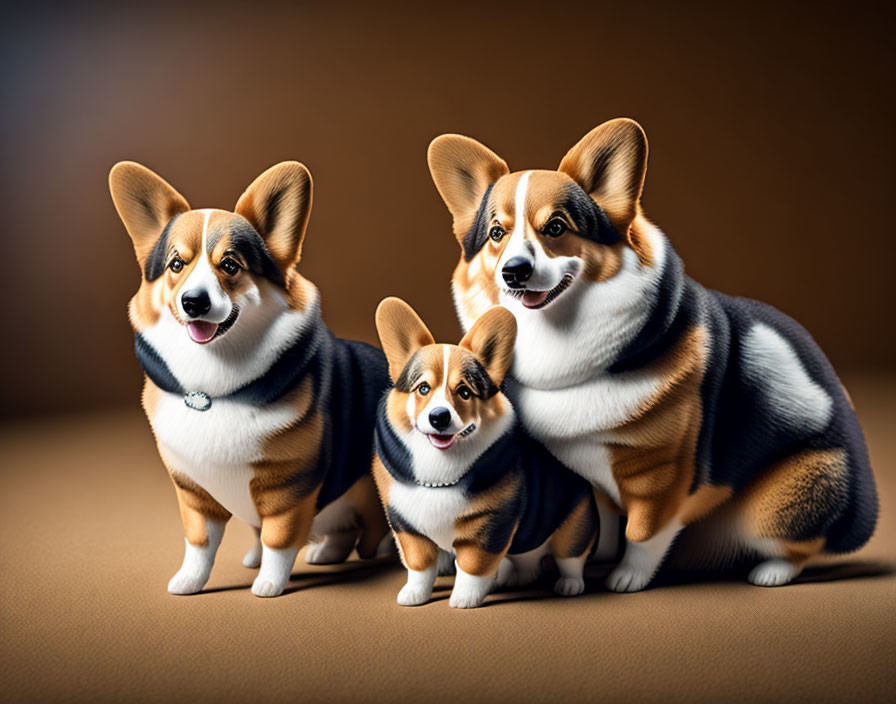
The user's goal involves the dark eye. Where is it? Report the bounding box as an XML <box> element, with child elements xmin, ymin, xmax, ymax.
<box><xmin>417</xmin><ymin>382</ymin><xmax>431</xmax><ymax>396</ymax></box>
<box><xmin>220</xmin><ymin>257</ymin><xmax>241</xmax><ymax>276</ymax></box>
<box><xmin>169</xmin><ymin>256</ymin><xmax>184</xmax><ymax>273</ymax></box>
<box><xmin>457</xmin><ymin>384</ymin><xmax>472</xmax><ymax>400</ymax></box>
<box><xmin>544</xmin><ymin>219</ymin><xmax>567</xmax><ymax>237</ymax></box>
<box><xmin>489</xmin><ymin>225</ymin><xmax>505</xmax><ymax>241</ymax></box>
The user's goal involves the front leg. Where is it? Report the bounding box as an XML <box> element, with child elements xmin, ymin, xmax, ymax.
<box><xmin>393</xmin><ymin>531</ymin><xmax>440</xmax><ymax>606</ymax></box>
<box><xmin>606</xmin><ymin>518</ymin><xmax>682</xmax><ymax>593</ymax></box>
<box><xmin>250</xmin><ymin>461</ymin><xmax>321</xmax><ymax>598</ymax></box>
<box><xmin>451</xmin><ymin>480</ymin><xmax>519</xmax><ymax>608</ymax></box>
<box><xmin>167</xmin><ymin>476</ymin><xmax>231</xmax><ymax>595</ymax></box>
<box><xmin>451</xmin><ymin>543</ymin><xmax>509</xmax><ymax>608</ymax></box>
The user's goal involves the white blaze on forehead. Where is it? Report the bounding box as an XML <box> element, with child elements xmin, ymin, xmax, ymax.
<box><xmin>406</xmin><ymin>345</ymin><xmax>463</xmax><ymax>433</ymax></box>
<box><xmin>495</xmin><ymin>171</ymin><xmax>576</xmax><ymax>294</ymax></box>
<box><xmin>512</xmin><ymin>171</ymin><xmax>532</xmax><ymax>239</ymax></box>
<box><xmin>201</xmin><ymin>208</ymin><xmax>212</xmax><ymax>246</ymax></box>
<box><xmin>497</xmin><ymin>172</ymin><xmax>534</xmax><ymax>271</ymax></box>
<box><xmin>178</xmin><ymin>209</ymin><xmax>233</xmax><ymax>323</ymax></box>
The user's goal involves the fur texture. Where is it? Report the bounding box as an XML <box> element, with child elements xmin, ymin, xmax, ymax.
<box><xmin>372</xmin><ymin>298</ymin><xmax>597</xmax><ymax>607</ymax></box>
<box><xmin>427</xmin><ymin>118</ymin><xmax>877</xmax><ymax>591</ymax></box>
<box><xmin>110</xmin><ymin>161</ymin><xmax>390</xmax><ymax>597</ymax></box>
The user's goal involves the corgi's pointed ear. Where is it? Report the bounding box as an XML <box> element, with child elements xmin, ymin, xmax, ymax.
<box><xmin>427</xmin><ymin>134</ymin><xmax>509</xmax><ymax>242</ymax></box>
<box><xmin>459</xmin><ymin>306</ymin><xmax>517</xmax><ymax>387</ymax></box>
<box><xmin>235</xmin><ymin>161</ymin><xmax>313</xmax><ymax>270</ymax></box>
<box><xmin>109</xmin><ymin>161</ymin><xmax>191</xmax><ymax>266</ymax></box>
<box><xmin>558</xmin><ymin>118</ymin><xmax>649</xmax><ymax>260</ymax></box>
<box><xmin>375</xmin><ymin>297</ymin><xmax>436</xmax><ymax>384</ymax></box>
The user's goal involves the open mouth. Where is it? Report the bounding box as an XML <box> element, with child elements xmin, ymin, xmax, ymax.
<box><xmin>503</xmin><ymin>273</ymin><xmax>575</xmax><ymax>310</ymax></box>
<box><xmin>427</xmin><ymin>433</ymin><xmax>456</xmax><ymax>450</ymax></box>
<box><xmin>426</xmin><ymin>423</ymin><xmax>477</xmax><ymax>451</ymax></box>
<box><xmin>186</xmin><ymin>306</ymin><xmax>239</xmax><ymax>344</ymax></box>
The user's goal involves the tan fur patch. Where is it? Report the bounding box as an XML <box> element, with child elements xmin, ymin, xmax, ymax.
<box><xmin>452</xmin><ymin>473</ymin><xmax>519</xmax><ymax>575</ymax></box>
<box><xmin>259</xmin><ymin>489</ymin><xmax>321</xmax><ymax>550</ymax></box>
<box><xmin>394</xmin><ymin>531</ymin><xmax>440</xmax><ymax>572</ymax></box>
<box><xmin>251</xmin><ymin>409</ymin><xmax>324</xmax><ymax>517</ymax></box>
<box><xmin>258</xmin><ymin>380</ymin><xmax>318</xmax><ymax>462</ymax></box>
<box><xmin>550</xmin><ymin>494</ymin><xmax>598</xmax><ymax>559</ymax></box>
<box><xmin>739</xmin><ymin>448</ymin><xmax>848</xmax><ymax>544</ymax></box>
<box><xmin>167</xmin><ymin>470</ymin><xmax>232</xmax><ymax>546</ymax></box>
<box><xmin>606</xmin><ymin>325</ymin><xmax>709</xmax><ymax>541</ymax></box>
<box><xmin>677</xmin><ymin>484</ymin><xmax>733</xmax><ymax>526</ymax></box>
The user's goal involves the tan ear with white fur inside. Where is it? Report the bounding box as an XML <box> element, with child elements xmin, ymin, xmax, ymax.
<box><xmin>375</xmin><ymin>297</ymin><xmax>436</xmax><ymax>384</ymax></box>
<box><xmin>459</xmin><ymin>306</ymin><xmax>517</xmax><ymax>387</ymax></box>
<box><xmin>558</xmin><ymin>118</ymin><xmax>649</xmax><ymax>261</ymax></box>
<box><xmin>235</xmin><ymin>161</ymin><xmax>313</xmax><ymax>270</ymax></box>
<box><xmin>109</xmin><ymin>161</ymin><xmax>191</xmax><ymax>266</ymax></box>
<box><xmin>427</xmin><ymin>134</ymin><xmax>509</xmax><ymax>240</ymax></box>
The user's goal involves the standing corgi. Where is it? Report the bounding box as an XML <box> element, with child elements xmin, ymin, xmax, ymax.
<box><xmin>109</xmin><ymin>160</ymin><xmax>390</xmax><ymax>597</ymax></box>
<box><xmin>372</xmin><ymin>298</ymin><xmax>597</xmax><ymax>608</ymax></box>
<box><xmin>427</xmin><ymin>119</ymin><xmax>878</xmax><ymax>591</ymax></box>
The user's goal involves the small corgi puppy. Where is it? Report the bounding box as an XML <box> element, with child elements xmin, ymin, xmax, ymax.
<box><xmin>427</xmin><ymin>118</ymin><xmax>878</xmax><ymax>592</ymax></box>
<box><xmin>109</xmin><ymin>160</ymin><xmax>391</xmax><ymax>597</ymax></box>
<box><xmin>372</xmin><ymin>297</ymin><xmax>597</xmax><ymax>608</ymax></box>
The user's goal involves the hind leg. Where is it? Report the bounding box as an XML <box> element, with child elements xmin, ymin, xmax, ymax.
<box><xmin>343</xmin><ymin>474</ymin><xmax>391</xmax><ymax>560</ymax></box>
<box><xmin>550</xmin><ymin>493</ymin><xmax>598</xmax><ymax>596</ymax></box>
<box><xmin>243</xmin><ymin>526</ymin><xmax>263</xmax><ymax>568</ymax></box>
<box><xmin>591</xmin><ymin>491</ymin><xmax>622</xmax><ymax>562</ymax></box>
<box><xmin>739</xmin><ymin>449</ymin><xmax>846</xmax><ymax>587</ymax></box>
<box><xmin>306</xmin><ymin>530</ymin><xmax>358</xmax><ymax>564</ymax></box>
<box><xmin>505</xmin><ymin>545</ymin><xmax>549</xmax><ymax>588</ymax></box>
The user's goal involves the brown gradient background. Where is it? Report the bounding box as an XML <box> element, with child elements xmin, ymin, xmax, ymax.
<box><xmin>0</xmin><ymin>0</ymin><xmax>894</xmax><ymax>419</ymax></box>
<box><xmin>1</xmin><ymin>2</ymin><xmax>894</xmax><ymax>704</ymax></box>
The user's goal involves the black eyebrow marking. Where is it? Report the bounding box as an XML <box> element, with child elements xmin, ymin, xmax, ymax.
<box><xmin>462</xmin><ymin>184</ymin><xmax>495</xmax><ymax>261</ymax></box>
<box><xmin>395</xmin><ymin>352</ymin><xmax>425</xmax><ymax>393</ymax></box>
<box><xmin>560</xmin><ymin>183</ymin><xmax>620</xmax><ymax>244</ymax></box>
<box><xmin>462</xmin><ymin>357</ymin><xmax>499</xmax><ymax>399</ymax></box>
<box><xmin>228</xmin><ymin>222</ymin><xmax>285</xmax><ymax>285</ymax></box>
<box><xmin>144</xmin><ymin>214</ymin><xmax>180</xmax><ymax>281</ymax></box>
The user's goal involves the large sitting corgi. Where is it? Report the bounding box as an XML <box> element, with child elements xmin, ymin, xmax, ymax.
<box><xmin>110</xmin><ymin>161</ymin><xmax>390</xmax><ymax>597</ymax></box>
<box><xmin>427</xmin><ymin>119</ymin><xmax>878</xmax><ymax>591</ymax></box>
<box><xmin>372</xmin><ymin>298</ymin><xmax>597</xmax><ymax>607</ymax></box>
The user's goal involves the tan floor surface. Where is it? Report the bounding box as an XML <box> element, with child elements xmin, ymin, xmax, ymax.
<box><xmin>1</xmin><ymin>374</ymin><xmax>893</xmax><ymax>703</ymax></box>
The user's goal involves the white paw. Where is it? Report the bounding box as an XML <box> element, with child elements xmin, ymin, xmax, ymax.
<box><xmin>397</xmin><ymin>584</ymin><xmax>431</xmax><ymax>606</ymax></box>
<box><xmin>449</xmin><ymin>588</ymin><xmax>489</xmax><ymax>609</ymax></box>
<box><xmin>242</xmin><ymin>547</ymin><xmax>262</xmax><ymax>569</ymax></box>
<box><xmin>167</xmin><ymin>569</ymin><xmax>208</xmax><ymax>595</ymax></box>
<box><xmin>251</xmin><ymin>577</ymin><xmax>286</xmax><ymax>598</ymax></box>
<box><xmin>748</xmin><ymin>559</ymin><xmax>799</xmax><ymax>587</ymax></box>
<box><xmin>554</xmin><ymin>576</ymin><xmax>585</xmax><ymax>597</ymax></box>
<box><xmin>606</xmin><ymin>565</ymin><xmax>651</xmax><ymax>593</ymax></box>
<box><xmin>496</xmin><ymin>558</ymin><xmax>515</xmax><ymax>588</ymax></box>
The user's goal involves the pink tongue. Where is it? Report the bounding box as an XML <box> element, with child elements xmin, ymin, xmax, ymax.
<box><xmin>522</xmin><ymin>290</ymin><xmax>549</xmax><ymax>308</ymax></box>
<box><xmin>187</xmin><ymin>321</ymin><xmax>218</xmax><ymax>343</ymax></box>
<box><xmin>428</xmin><ymin>434</ymin><xmax>456</xmax><ymax>450</ymax></box>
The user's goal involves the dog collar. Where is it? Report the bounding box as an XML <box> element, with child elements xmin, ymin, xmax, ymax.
<box><xmin>134</xmin><ymin>329</ymin><xmax>323</xmax><ymax>411</ymax></box>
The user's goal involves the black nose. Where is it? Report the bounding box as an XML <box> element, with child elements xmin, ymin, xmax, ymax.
<box><xmin>181</xmin><ymin>289</ymin><xmax>211</xmax><ymax>318</ymax></box>
<box><xmin>502</xmin><ymin>256</ymin><xmax>533</xmax><ymax>288</ymax></box>
<box><xmin>428</xmin><ymin>407</ymin><xmax>452</xmax><ymax>432</ymax></box>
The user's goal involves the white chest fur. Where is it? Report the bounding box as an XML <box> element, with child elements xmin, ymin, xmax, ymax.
<box><xmin>387</xmin><ymin>482</ymin><xmax>470</xmax><ymax>552</ymax></box>
<box><xmin>507</xmin><ymin>365</ymin><xmax>662</xmax><ymax>505</ymax></box>
<box><xmin>150</xmin><ymin>390</ymin><xmax>300</xmax><ymax>527</ymax></box>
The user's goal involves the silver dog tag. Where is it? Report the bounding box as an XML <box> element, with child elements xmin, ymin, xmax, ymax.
<box><xmin>184</xmin><ymin>391</ymin><xmax>212</xmax><ymax>411</ymax></box>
